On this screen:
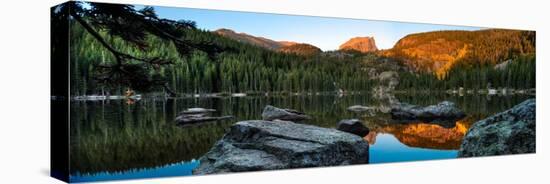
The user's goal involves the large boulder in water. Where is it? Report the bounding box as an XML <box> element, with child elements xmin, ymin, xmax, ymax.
<box><xmin>458</xmin><ymin>99</ymin><xmax>536</xmax><ymax>157</ymax></box>
<box><xmin>337</xmin><ymin>119</ymin><xmax>370</xmax><ymax>137</ymax></box>
<box><xmin>261</xmin><ymin>105</ymin><xmax>311</xmax><ymax>121</ymax></box>
<box><xmin>390</xmin><ymin>101</ymin><xmax>466</xmax><ymax>122</ymax></box>
<box><xmin>193</xmin><ymin>120</ymin><xmax>369</xmax><ymax>174</ymax></box>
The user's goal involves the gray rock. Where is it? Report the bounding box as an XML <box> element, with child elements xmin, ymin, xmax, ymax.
<box><xmin>458</xmin><ymin>99</ymin><xmax>536</xmax><ymax>157</ymax></box>
<box><xmin>494</xmin><ymin>59</ymin><xmax>513</xmax><ymax>70</ymax></box>
<box><xmin>347</xmin><ymin>105</ymin><xmax>377</xmax><ymax>117</ymax></box>
<box><xmin>378</xmin><ymin>71</ymin><xmax>398</xmax><ymax>82</ymax></box>
<box><xmin>261</xmin><ymin>105</ymin><xmax>311</xmax><ymax>121</ymax></box>
<box><xmin>372</xmin><ymin>71</ymin><xmax>399</xmax><ymax>107</ymax></box>
<box><xmin>390</xmin><ymin>101</ymin><xmax>466</xmax><ymax>122</ymax></box>
<box><xmin>337</xmin><ymin>119</ymin><xmax>370</xmax><ymax>137</ymax></box>
<box><xmin>347</xmin><ymin>105</ymin><xmax>375</xmax><ymax>112</ymax></box>
<box><xmin>193</xmin><ymin>120</ymin><xmax>369</xmax><ymax>174</ymax></box>
<box><xmin>376</xmin><ymin>71</ymin><xmax>399</xmax><ymax>90</ymax></box>
<box><xmin>179</xmin><ymin>108</ymin><xmax>216</xmax><ymax>115</ymax></box>
<box><xmin>175</xmin><ymin>115</ymin><xmax>233</xmax><ymax>126</ymax></box>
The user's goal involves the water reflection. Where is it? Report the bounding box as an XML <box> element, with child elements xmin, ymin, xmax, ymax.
<box><xmin>368</xmin><ymin>118</ymin><xmax>474</xmax><ymax>150</ymax></box>
<box><xmin>69</xmin><ymin>99</ymin><xmax>230</xmax><ymax>175</ymax></box>
<box><xmin>363</xmin><ymin>131</ymin><xmax>377</xmax><ymax>145</ymax></box>
<box><xmin>70</xmin><ymin>160</ymin><xmax>199</xmax><ymax>182</ymax></box>
<box><xmin>368</xmin><ymin>134</ymin><xmax>458</xmax><ymax>163</ymax></box>
<box><xmin>68</xmin><ymin>93</ymin><xmax>532</xmax><ymax>182</ymax></box>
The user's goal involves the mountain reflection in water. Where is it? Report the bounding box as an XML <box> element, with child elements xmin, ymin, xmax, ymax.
<box><xmin>368</xmin><ymin>118</ymin><xmax>474</xmax><ymax>150</ymax></box>
<box><xmin>68</xmin><ymin>94</ymin><xmax>531</xmax><ymax>182</ymax></box>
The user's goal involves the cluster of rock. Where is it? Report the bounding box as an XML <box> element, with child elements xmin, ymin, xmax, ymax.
<box><xmin>458</xmin><ymin>99</ymin><xmax>535</xmax><ymax>157</ymax></box>
<box><xmin>175</xmin><ymin>108</ymin><xmax>232</xmax><ymax>126</ymax></box>
<box><xmin>193</xmin><ymin>105</ymin><xmax>372</xmax><ymax>175</ymax></box>
<box><xmin>346</xmin><ymin>99</ymin><xmax>535</xmax><ymax>158</ymax></box>
<box><xmin>191</xmin><ymin>98</ymin><xmax>536</xmax><ymax>175</ymax></box>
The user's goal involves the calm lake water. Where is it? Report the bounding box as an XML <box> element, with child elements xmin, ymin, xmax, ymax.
<box><xmin>68</xmin><ymin>93</ymin><xmax>532</xmax><ymax>182</ymax></box>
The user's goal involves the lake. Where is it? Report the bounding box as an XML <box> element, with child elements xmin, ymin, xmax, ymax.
<box><xmin>68</xmin><ymin>93</ymin><xmax>532</xmax><ymax>182</ymax></box>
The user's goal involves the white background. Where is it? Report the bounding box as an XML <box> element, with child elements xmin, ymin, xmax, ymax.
<box><xmin>0</xmin><ymin>0</ymin><xmax>547</xmax><ymax>183</ymax></box>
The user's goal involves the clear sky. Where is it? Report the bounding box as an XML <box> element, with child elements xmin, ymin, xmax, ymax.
<box><xmin>138</xmin><ymin>5</ymin><xmax>483</xmax><ymax>50</ymax></box>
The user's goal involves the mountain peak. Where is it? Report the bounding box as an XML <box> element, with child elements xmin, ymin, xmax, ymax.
<box><xmin>213</xmin><ymin>28</ymin><xmax>284</xmax><ymax>50</ymax></box>
<box><xmin>213</xmin><ymin>28</ymin><xmax>319</xmax><ymax>54</ymax></box>
<box><xmin>278</xmin><ymin>41</ymin><xmax>299</xmax><ymax>47</ymax></box>
<box><xmin>278</xmin><ymin>43</ymin><xmax>322</xmax><ymax>56</ymax></box>
<box><xmin>339</xmin><ymin>36</ymin><xmax>378</xmax><ymax>53</ymax></box>
<box><xmin>214</xmin><ymin>28</ymin><xmax>236</xmax><ymax>34</ymax></box>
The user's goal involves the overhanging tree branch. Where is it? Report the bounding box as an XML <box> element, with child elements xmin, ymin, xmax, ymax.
<box><xmin>69</xmin><ymin>5</ymin><xmax>180</xmax><ymax>96</ymax></box>
<box><xmin>66</xmin><ymin>2</ymin><xmax>229</xmax><ymax>97</ymax></box>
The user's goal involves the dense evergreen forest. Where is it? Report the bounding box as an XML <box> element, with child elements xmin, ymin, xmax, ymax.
<box><xmin>69</xmin><ymin>21</ymin><xmax>376</xmax><ymax>96</ymax></box>
<box><xmin>68</xmin><ymin>4</ymin><xmax>536</xmax><ymax>96</ymax></box>
<box><xmin>396</xmin><ymin>54</ymin><xmax>535</xmax><ymax>90</ymax></box>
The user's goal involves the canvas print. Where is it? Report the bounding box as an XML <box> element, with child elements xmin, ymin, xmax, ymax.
<box><xmin>51</xmin><ymin>1</ymin><xmax>536</xmax><ymax>182</ymax></box>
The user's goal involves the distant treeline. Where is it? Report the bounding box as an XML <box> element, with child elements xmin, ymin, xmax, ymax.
<box><xmin>397</xmin><ymin>54</ymin><xmax>536</xmax><ymax>90</ymax></box>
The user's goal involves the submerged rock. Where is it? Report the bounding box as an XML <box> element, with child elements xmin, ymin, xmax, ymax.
<box><xmin>261</xmin><ymin>105</ymin><xmax>311</xmax><ymax>121</ymax></box>
<box><xmin>390</xmin><ymin>101</ymin><xmax>466</xmax><ymax>122</ymax></box>
<box><xmin>337</xmin><ymin>119</ymin><xmax>370</xmax><ymax>137</ymax></box>
<box><xmin>175</xmin><ymin>108</ymin><xmax>232</xmax><ymax>126</ymax></box>
<box><xmin>193</xmin><ymin>120</ymin><xmax>369</xmax><ymax>174</ymax></box>
<box><xmin>179</xmin><ymin>108</ymin><xmax>216</xmax><ymax>115</ymax></box>
<box><xmin>347</xmin><ymin>105</ymin><xmax>377</xmax><ymax>117</ymax></box>
<box><xmin>175</xmin><ymin>115</ymin><xmax>233</xmax><ymax>126</ymax></box>
<box><xmin>458</xmin><ymin>99</ymin><xmax>535</xmax><ymax>157</ymax></box>
<box><xmin>347</xmin><ymin>105</ymin><xmax>376</xmax><ymax>112</ymax></box>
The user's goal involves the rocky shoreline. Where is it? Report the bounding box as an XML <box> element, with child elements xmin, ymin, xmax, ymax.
<box><xmin>189</xmin><ymin>98</ymin><xmax>535</xmax><ymax>174</ymax></box>
<box><xmin>458</xmin><ymin>99</ymin><xmax>535</xmax><ymax>157</ymax></box>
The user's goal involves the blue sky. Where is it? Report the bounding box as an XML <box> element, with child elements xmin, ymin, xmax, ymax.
<box><xmin>137</xmin><ymin>5</ymin><xmax>483</xmax><ymax>50</ymax></box>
